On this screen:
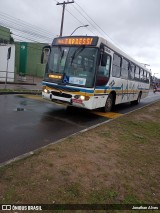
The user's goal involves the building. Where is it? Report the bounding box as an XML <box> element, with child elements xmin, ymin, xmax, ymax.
<box><xmin>15</xmin><ymin>42</ymin><xmax>46</xmax><ymax>78</ymax></box>
<box><xmin>0</xmin><ymin>25</ymin><xmax>46</xmax><ymax>78</ymax></box>
<box><xmin>0</xmin><ymin>26</ymin><xmax>15</xmax><ymax>83</ymax></box>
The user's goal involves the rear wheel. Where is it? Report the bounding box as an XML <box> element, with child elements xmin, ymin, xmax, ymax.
<box><xmin>132</xmin><ymin>92</ymin><xmax>141</xmax><ymax>105</ymax></box>
<box><xmin>103</xmin><ymin>93</ymin><xmax>114</xmax><ymax>112</ymax></box>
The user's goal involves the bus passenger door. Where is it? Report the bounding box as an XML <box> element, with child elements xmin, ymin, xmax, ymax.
<box><xmin>93</xmin><ymin>52</ymin><xmax>111</xmax><ymax>109</ymax></box>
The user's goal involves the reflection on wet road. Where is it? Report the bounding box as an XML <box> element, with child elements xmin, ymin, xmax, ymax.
<box><xmin>0</xmin><ymin>92</ymin><xmax>160</xmax><ymax>164</ymax></box>
<box><xmin>0</xmin><ymin>95</ymin><xmax>107</xmax><ymax>164</ymax></box>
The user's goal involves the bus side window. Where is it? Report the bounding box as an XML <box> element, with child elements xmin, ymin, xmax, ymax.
<box><xmin>129</xmin><ymin>63</ymin><xmax>135</xmax><ymax>80</ymax></box>
<box><xmin>140</xmin><ymin>69</ymin><xmax>144</xmax><ymax>81</ymax></box>
<box><xmin>112</xmin><ymin>54</ymin><xmax>121</xmax><ymax>78</ymax></box>
<box><xmin>146</xmin><ymin>72</ymin><xmax>149</xmax><ymax>83</ymax></box>
<box><xmin>96</xmin><ymin>52</ymin><xmax>111</xmax><ymax>86</ymax></box>
<box><xmin>143</xmin><ymin>71</ymin><xmax>146</xmax><ymax>82</ymax></box>
<box><xmin>135</xmin><ymin>66</ymin><xmax>140</xmax><ymax>80</ymax></box>
<box><xmin>121</xmin><ymin>58</ymin><xmax>129</xmax><ymax>79</ymax></box>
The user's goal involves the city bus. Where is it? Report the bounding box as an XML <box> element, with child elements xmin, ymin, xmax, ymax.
<box><xmin>41</xmin><ymin>36</ymin><xmax>151</xmax><ymax>112</ymax></box>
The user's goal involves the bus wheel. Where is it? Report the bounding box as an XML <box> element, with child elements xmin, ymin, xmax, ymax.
<box><xmin>66</xmin><ymin>105</ymin><xmax>74</xmax><ymax>112</ymax></box>
<box><xmin>103</xmin><ymin>93</ymin><xmax>114</xmax><ymax>112</ymax></box>
<box><xmin>134</xmin><ymin>92</ymin><xmax>141</xmax><ymax>105</ymax></box>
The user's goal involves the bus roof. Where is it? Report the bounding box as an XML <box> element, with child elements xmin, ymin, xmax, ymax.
<box><xmin>97</xmin><ymin>36</ymin><xmax>151</xmax><ymax>73</ymax></box>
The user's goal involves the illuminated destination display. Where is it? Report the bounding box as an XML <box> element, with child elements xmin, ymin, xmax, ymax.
<box><xmin>53</xmin><ymin>36</ymin><xmax>98</xmax><ymax>46</ymax></box>
<box><xmin>49</xmin><ymin>74</ymin><xmax>62</xmax><ymax>79</ymax></box>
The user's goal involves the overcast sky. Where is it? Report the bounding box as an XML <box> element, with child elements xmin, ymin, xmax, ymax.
<box><xmin>0</xmin><ymin>0</ymin><xmax>160</xmax><ymax>77</ymax></box>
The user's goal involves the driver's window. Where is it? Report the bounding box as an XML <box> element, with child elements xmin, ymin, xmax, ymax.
<box><xmin>96</xmin><ymin>52</ymin><xmax>111</xmax><ymax>86</ymax></box>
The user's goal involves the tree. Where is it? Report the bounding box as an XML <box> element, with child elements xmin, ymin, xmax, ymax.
<box><xmin>10</xmin><ymin>32</ymin><xmax>14</xmax><ymax>44</ymax></box>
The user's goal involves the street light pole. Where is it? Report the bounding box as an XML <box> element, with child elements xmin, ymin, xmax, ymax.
<box><xmin>57</xmin><ymin>1</ymin><xmax>74</xmax><ymax>37</ymax></box>
<box><xmin>70</xmin><ymin>25</ymin><xmax>89</xmax><ymax>36</ymax></box>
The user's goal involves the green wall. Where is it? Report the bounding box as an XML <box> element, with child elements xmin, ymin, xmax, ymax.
<box><xmin>15</xmin><ymin>42</ymin><xmax>47</xmax><ymax>77</ymax></box>
<box><xmin>19</xmin><ymin>42</ymin><xmax>28</xmax><ymax>75</ymax></box>
<box><xmin>0</xmin><ymin>26</ymin><xmax>46</xmax><ymax>77</ymax></box>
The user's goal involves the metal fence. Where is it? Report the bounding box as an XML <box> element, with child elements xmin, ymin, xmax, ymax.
<box><xmin>0</xmin><ymin>70</ymin><xmax>36</xmax><ymax>89</ymax></box>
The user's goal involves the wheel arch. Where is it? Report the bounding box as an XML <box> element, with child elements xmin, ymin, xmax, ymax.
<box><xmin>103</xmin><ymin>90</ymin><xmax>116</xmax><ymax>112</ymax></box>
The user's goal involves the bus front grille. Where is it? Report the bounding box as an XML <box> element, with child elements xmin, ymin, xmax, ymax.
<box><xmin>51</xmin><ymin>91</ymin><xmax>72</xmax><ymax>98</ymax></box>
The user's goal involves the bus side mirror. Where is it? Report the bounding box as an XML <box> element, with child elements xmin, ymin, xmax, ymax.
<box><xmin>41</xmin><ymin>51</ymin><xmax>44</xmax><ymax>64</ymax></box>
<box><xmin>41</xmin><ymin>45</ymin><xmax>51</xmax><ymax>64</ymax></box>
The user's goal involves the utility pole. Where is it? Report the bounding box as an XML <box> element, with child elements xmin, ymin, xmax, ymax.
<box><xmin>57</xmin><ymin>0</ymin><xmax>74</xmax><ymax>37</ymax></box>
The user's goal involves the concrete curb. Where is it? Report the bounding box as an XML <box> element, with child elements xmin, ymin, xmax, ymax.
<box><xmin>0</xmin><ymin>91</ymin><xmax>42</xmax><ymax>95</ymax></box>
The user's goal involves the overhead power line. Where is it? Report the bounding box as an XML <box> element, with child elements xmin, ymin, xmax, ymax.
<box><xmin>75</xmin><ymin>2</ymin><xmax>114</xmax><ymax>41</ymax></box>
<box><xmin>0</xmin><ymin>1</ymin><xmax>128</xmax><ymax>55</ymax></box>
<box><xmin>65</xmin><ymin>8</ymin><xmax>96</xmax><ymax>35</ymax></box>
<box><xmin>0</xmin><ymin>21</ymin><xmax>51</xmax><ymax>43</ymax></box>
<box><xmin>71</xmin><ymin>4</ymin><xmax>102</xmax><ymax>36</ymax></box>
<box><xmin>74</xmin><ymin>1</ymin><xmax>129</xmax><ymax>54</ymax></box>
<box><xmin>0</xmin><ymin>11</ymin><xmax>55</xmax><ymax>43</ymax></box>
<box><xmin>0</xmin><ymin>32</ymin><xmax>45</xmax><ymax>52</ymax></box>
<box><xmin>0</xmin><ymin>11</ymin><xmax>54</xmax><ymax>37</ymax></box>
<box><xmin>0</xmin><ymin>26</ymin><xmax>45</xmax><ymax>45</ymax></box>
<box><xmin>53</xmin><ymin>0</ymin><xmax>96</xmax><ymax>36</ymax></box>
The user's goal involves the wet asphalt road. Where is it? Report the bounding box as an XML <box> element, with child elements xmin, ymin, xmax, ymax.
<box><xmin>0</xmin><ymin>92</ymin><xmax>160</xmax><ymax>164</ymax></box>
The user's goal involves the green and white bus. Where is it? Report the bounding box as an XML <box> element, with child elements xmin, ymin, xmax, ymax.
<box><xmin>41</xmin><ymin>36</ymin><xmax>151</xmax><ymax>112</ymax></box>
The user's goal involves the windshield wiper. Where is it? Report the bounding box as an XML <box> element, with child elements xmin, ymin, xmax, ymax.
<box><xmin>60</xmin><ymin>50</ymin><xmax>64</xmax><ymax>63</ymax></box>
<box><xmin>58</xmin><ymin>46</ymin><xmax>64</xmax><ymax>63</ymax></box>
<box><xmin>71</xmin><ymin>46</ymin><xmax>85</xmax><ymax>65</ymax></box>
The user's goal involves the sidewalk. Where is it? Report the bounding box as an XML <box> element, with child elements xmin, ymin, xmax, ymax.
<box><xmin>0</xmin><ymin>76</ymin><xmax>43</xmax><ymax>91</ymax></box>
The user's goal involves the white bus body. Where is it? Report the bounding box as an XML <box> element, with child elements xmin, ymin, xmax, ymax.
<box><xmin>42</xmin><ymin>36</ymin><xmax>151</xmax><ymax>111</ymax></box>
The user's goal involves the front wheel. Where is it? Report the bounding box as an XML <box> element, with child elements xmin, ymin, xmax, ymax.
<box><xmin>103</xmin><ymin>93</ymin><xmax>114</xmax><ymax>112</ymax></box>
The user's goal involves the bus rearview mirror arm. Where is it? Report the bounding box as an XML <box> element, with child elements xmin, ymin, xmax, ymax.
<box><xmin>41</xmin><ymin>45</ymin><xmax>51</xmax><ymax>64</ymax></box>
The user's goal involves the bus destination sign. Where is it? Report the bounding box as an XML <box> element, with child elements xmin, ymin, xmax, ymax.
<box><xmin>53</xmin><ymin>36</ymin><xmax>98</xmax><ymax>46</ymax></box>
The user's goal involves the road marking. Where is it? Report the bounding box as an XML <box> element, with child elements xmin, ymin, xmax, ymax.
<box><xmin>21</xmin><ymin>94</ymin><xmax>42</xmax><ymax>101</ymax></box>
<box><xmin>19</xmin><ymin>94</ymin><xmax>67</xmax><ymax>107</ymax></box>
<box><xmin>92</xmin><ymin>111</ymin><xmax>122</xmax><ymax>118</ymax></box>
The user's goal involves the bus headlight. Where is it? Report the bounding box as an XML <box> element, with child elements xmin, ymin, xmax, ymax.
<box><xmin>74</xmin><ymin>95</ymin><xmax>90</xmax><ymax>101</ymax></box>
<box><xmin>80</xmin><ymin>95</ymin><xmax>85</xmax><ymax>101</ymax></box>
<box><xmin>44</xmin><ymin>89</ymin><xmax>49</xmax><ymax>93</ymax></box>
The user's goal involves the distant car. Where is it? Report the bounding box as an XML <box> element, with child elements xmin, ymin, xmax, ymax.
<box><xmin>156</xmin><ymin>86</ymin><xmax>160</xmax><ymax>92</ymax></box>
<box><xmin>153</xmin><ymin>85</ymin><xmax>160</xmax><ymax>93</ymax></box>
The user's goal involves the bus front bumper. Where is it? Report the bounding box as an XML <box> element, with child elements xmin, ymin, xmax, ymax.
<box><xmin>42</xmin><ymin>91</ymin><xmax>93</xmax><ymax>109</ymax></box>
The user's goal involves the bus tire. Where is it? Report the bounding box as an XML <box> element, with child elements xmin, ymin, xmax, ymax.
<box><xmin>103</xmin><ymin>93</ymin><xmax>114</xmax><ymax>112</ymax></box>
<box><xmin>134</xmin><ymin>92</ymin><xmax>141</xmax><ymax>105</ymax></box>
<box><xmin>66</xmin><ymin>105</ymin><xmax>74</xmax><ymax>112</ymax></box>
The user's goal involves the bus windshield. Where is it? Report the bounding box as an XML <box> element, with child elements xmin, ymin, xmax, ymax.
<box><xmin>45</xmin><ymin>46</ymin><xmax>98</xmax><ymax>88</ymax></box>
